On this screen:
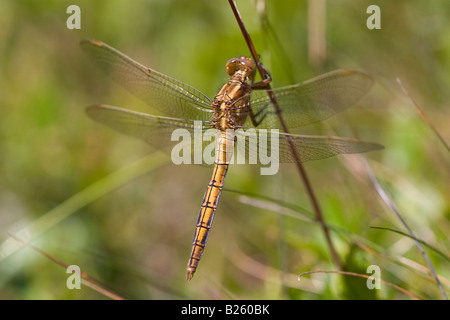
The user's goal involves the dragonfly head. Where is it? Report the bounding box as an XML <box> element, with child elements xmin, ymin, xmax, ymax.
<box><xmin>226</xmin><ymin>56</ymin><xmax>256</xmax><ymax>82</ymax></box>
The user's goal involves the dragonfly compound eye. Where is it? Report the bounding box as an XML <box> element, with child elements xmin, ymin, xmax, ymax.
<box><xmin>226</xmin><ymin>57</ymin><xmax>256</xmax><ymax>79</ymax></box>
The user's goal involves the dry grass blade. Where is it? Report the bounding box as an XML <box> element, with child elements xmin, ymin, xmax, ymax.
<box><xmin>397</xmin><ymin>78</ymin><xmax>450</xmax><ymax>152</ymax></box>
<box><xmin>8</xmin><ymin>233</ymin><xmax>126</xmax><ymax>300</ymax></box>
<box><xmin>0</xmin><ymin>153</ymin><xmax>167</xmax><ymax>261</ymax></box>
<box><xmin>307</xmin><ymin>0</ymin><xmax>327</xmax><ymax>68</ymax></box>
<box><xmin>369</xmin><ymin>226</ymin><xmax>450</xmax><ymax>263</ymax></box>
<box><xmin>298</xmin><ymin>270</ymin><xmax>423</xmax><ymax>300</ymax></box>
<box><xmin>365</xmin><ymin>162</ymin><xmax>448</xmax><ymax>300</ymax></box>
<box><xmin>354</xmin><ymin>240</ymin><xmax>450</xmax><ymax>291</ymax></box>
<box><xmin>226</xmin><ymin>243</ymin><xmax>320</xmax><ymax>294</ymax></box>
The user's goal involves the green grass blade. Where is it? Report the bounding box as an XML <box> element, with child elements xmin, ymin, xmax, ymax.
<box><xmin>0</xmin><ymin>152</ymin><xmax>168</xmax><ymax>260</ymax></box>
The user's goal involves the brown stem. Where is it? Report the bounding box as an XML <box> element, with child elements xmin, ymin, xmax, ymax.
<box><xmin>227</xmin><ymin>0</ymin><xmax>343</xmax><ymax>270</ymax></box>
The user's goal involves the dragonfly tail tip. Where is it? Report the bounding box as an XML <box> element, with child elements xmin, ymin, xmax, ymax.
<box><xmin>186</xmin><ymin>271</ymin><xmax>195</xmax><ymax>281</ymax></box>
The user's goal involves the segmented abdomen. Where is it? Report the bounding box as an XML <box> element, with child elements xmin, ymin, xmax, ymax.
<box><xmin>186</xmin><ymin>131</ymin><xmax>234</xmax><ymax>280</ymax></box>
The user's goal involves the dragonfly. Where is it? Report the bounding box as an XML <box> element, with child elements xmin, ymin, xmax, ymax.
<box><xmin>81</xmin><ymin>39</ymin><xmax>382</xmax><ymax>280</ymax></box>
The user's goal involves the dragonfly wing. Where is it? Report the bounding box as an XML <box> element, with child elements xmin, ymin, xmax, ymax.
<box><xmin>243</xmin><ymin>69</ymin><xmax>374</xmax><ymax>129</ymax></box>
<box><xmin>234</xmin><ymin>129</ymin><xmax>383</xmax><ymax>163</ymax></box>
<box><xmin>87</xmin><ymin>105</ymin><xmax>215</xmax><ymax>164</ymax></box>
<box><xmin>81</xmin><ymin>39</ymin><xmax>213</xmax><ymax>121</ymax></box>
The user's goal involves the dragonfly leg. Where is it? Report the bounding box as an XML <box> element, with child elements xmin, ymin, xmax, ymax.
<box><xmin>247</xmin><ymin>61</ymin><xmax>277</xmax><ymax>127</ymax></box>
<box><xmin>247</xmin><ymin>101</ymin><xmax>281</xmax><ymax>128</ymax></box>
<box><xmin>250</xmin><ymin>61</ymin><xmax>272</xmax><ymax>90</ymax></box>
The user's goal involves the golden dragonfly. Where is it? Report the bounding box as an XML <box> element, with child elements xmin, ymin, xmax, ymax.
<box><xmin>81</xmin><ymin>39</ymin><xmax>382</xmax><ymax>280</ymax></box>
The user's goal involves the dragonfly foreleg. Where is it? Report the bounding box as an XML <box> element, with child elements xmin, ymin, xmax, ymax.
<box><xmin>250</xmin><ymin>61</ymin><xmax>272</xmax><ymax>90</ymax></box>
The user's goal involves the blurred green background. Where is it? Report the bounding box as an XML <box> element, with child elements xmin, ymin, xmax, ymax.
<box><xmin>0</xmin><ymin>0</ymin><xmax>449</xmax><ymax>300</ymax></box>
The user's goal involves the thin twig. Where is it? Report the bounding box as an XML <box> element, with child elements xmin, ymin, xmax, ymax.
<box><xmin>397</xmin><ymin>78</ymin><xmax>450</xmax><ymax>152</ymax></box>
<box><xmin>9</xmin><ymin>233</ymin><xmax>126</xmax><ymax>300</ymax></box>
<box><xmin>227</xmin><ymin>0</ymin><xmax>343</xmax><ymax>270</ymax></box>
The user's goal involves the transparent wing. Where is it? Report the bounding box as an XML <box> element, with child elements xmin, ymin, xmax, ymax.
<box><xmin>87</xmin><ymin>105</ymin><xmax>383</xmax><ymax>165</ymax></box>
<box><xmin>241</xmin><ymin>69</ymin><xmax>374</xmax><ymax>129</ymax></box>
<box><xmin>87</xmin><ymin>105</ymin><xmax>217</xmax><ymax>164</ymax></box>
<box><xmin>81</xmin><ymin>39</ymin><xmax>212</xmax><ymax>121</ymax></box>
<box><xmin>234</xmin><ymin>129</ymin><xmax>383</xmax><ymax>163</ymax></box>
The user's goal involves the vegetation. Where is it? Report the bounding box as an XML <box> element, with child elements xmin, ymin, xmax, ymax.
<box><xmin>0</xmin><ymin>0</ymin><xmax>449</xmax><ymax>299</ymax></box>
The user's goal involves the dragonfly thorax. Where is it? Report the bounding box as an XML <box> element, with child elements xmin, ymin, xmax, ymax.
<box><xmin>211</xmin><ymin>82</ymin><xmax>251</xmax><ymax>131</ymax></box>
<box><xmin>209</xmin><ymin>57</ymin><xmax>255</xmax><ymax>131</ymax></box>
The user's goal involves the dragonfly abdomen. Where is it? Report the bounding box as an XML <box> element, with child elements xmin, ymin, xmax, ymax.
<box><xmin>186</xmin><ymin>132</ymin><xmax>234</xmax><ymax>280</ymax></box>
